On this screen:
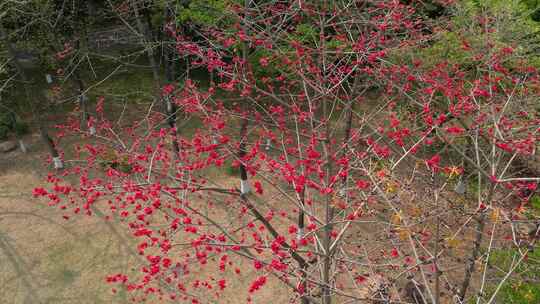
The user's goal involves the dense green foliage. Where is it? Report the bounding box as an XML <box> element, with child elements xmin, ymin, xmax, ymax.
<box><xmin>409</xmin><ymin>0</ymin><xmax>540</xmax><ymax>70</ymax></box>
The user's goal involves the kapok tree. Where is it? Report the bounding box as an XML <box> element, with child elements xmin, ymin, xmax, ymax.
<box><xmin>35</xmin><ymin>1</ymin><xmax>539</xmax><ymax>303</ymax></box>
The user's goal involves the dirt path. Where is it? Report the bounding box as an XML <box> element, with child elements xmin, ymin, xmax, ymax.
<box><xmin>0</xmin><ymin>133</ymin><xmax>293</xmax><ymax>304</ymax></box>
<box><xmin>0</xmin><ymin>134</ymin><xmax>137</xmax><ymax>304</ymax></box>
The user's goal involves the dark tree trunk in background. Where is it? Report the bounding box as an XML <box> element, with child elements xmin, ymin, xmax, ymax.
<box><xmin>163</xmin><ymin>5</ymin><xmax>180</xmax><ymax>159</ymax></box>
<box><xmin>132</xmin><ymin>0</ymin><xmax>182</xmax><ymax>160</ymax></box>
<box><xmin>74</xmin><ymin>1</ymin><xmax>93</xmax><ymax>134</ymax></box>
<box><xmin>341</xmin><ymin>75</ymin><xmax>361</xmax><ymax>194</ymax></box>
<box><xmin>238</xmin><ymin>118</ymin><xmax>250</xmax><ymax>194</ymax></box>
<box><xmin>238</xmin><ymin>0</ymin><xmax>251</xmax><ymax>195</ymax></box>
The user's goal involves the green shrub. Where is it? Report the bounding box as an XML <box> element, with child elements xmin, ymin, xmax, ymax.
<box><xmin>0</xmin><ymin>112</ymin><xmax>29</xmax><ymax>138</ymax></box>
<box><xmin>12</xmin><ymin>121</ymin><xmax>29</xmax><ymax>136</ymax></box>
<box><xmin>0</xmin><ymin>112</ymin><xmax>14</xmax><ymax>128</ymax></box>
<box><xmin>0</xmin><ymin>125</ymin><xmax>8</xmax><ymax>140</ymax></box>
<box><xmin>531</xmin><ymin>194</ymin><xmax>540</xmax><ymax>212</ymax></box>
<box><xmin>488</xmin><ymin>246</ymin><xmax>540</xmax><ymax>303</ymax></box>
<box><xmin>498</xmin><ymin>282</ymin><xmax>540</xmax><ymax>304</ymax></box>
